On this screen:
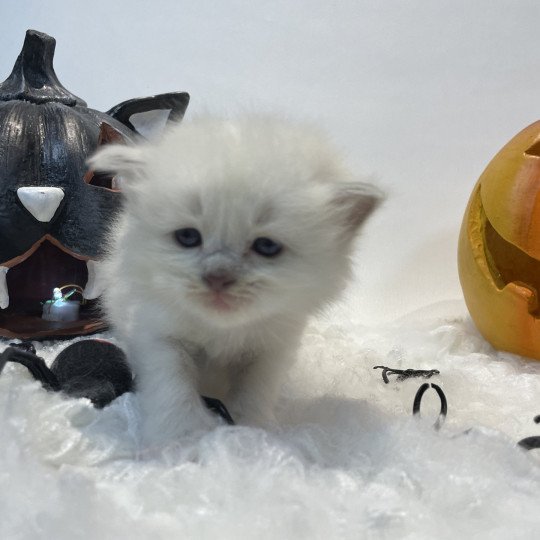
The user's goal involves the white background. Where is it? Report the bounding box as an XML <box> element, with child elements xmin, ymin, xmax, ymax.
<box><xmin>2</xmin><ymin>0</ymin><xmax>540</xmax><ymax>322</ymax></box>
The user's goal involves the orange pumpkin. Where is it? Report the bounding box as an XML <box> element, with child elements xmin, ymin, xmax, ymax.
<box><xmin>458</xmin><ymin>121</ymin><xmax>540</xmax><ymax>360</ymax></box>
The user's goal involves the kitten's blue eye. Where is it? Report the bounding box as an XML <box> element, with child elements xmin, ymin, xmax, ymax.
<box><xmin>174</xmin><ymin>228</ymin><xmax>202</xmax><ymax>248</ymax></box>
<box><xmin>251</xmin><ymin>237</ymin><xmax>283</xmax><ymax>257</ymax></box>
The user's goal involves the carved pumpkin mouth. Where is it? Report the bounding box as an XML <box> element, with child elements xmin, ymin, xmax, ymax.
<box><xmin>0</xmin><ymin>237</ymin><xmax>106</xmax><ymax>338</ymax></box>
<box><xmin>484</xmin><ymin>214</ymin><xmax>540</xmax><ymax>316</ymax></box>
<box><xmin>469</xmin><ymin>185</ymin><xmax>540</xmax><ymax>317</ymax></box>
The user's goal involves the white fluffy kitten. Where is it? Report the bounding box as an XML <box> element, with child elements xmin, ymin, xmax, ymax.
<box><xmin>88</xmin><ymin>116</ymin><xmax>382</xmax><ymax>445</ymax></box>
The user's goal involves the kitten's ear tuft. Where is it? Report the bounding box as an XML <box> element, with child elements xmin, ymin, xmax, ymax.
<box><xmin>332</xmin><ymin>182</ymin><xmax>384</xmax><ymax>237</ymax></box>
<box><xmin>86</xmin><ymin>144</ymin><xmax>146</xmax><ymax>181</ymax></box>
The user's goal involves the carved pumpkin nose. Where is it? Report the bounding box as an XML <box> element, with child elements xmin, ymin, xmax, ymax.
<box><xmin>202</xmin><ymin>271</ymin><xmax>237</xmax><ymax>292</ymax></box>
<box><xmin>17</xmin><ymin>186</ymin><xmax>64</xmax><ymax>222</ymax></box>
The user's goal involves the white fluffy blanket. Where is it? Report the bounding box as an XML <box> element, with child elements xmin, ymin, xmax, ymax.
<box><xmin>1</xmin><ymin>302</ymin><xmax>539</xmax><ymax>539</ymax></box>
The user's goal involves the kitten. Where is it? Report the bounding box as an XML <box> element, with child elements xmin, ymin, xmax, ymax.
<box><xmin>88</xmin><ymin>116</ymin><xmax>382</xmax><ymax>445</ymax></box>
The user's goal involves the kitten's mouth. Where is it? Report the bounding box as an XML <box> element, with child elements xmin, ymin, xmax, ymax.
<box><xmin>0</xmin><ymin>237</ymin><xmax>107</xmax><ymax>338</ymax></box>
<box><xmin>201</xmin><ymin>290</ymin><xmax>246</xmax><ymax>313</ymax></box>
<box><xmin>207</xmin><ymin>292</ymin><xmax>238</xmax><ymax>311</ymax></box>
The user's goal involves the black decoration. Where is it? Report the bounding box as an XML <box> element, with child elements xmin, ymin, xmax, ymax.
<box><xmin>412</xmin><ymin>382</ymin><xmax>448</xmax><ymax>431</ymax></box>
<box><xmin>202</xmin><ymin>396</ymin><xmax>235</xmax><ymax>425</ymax></box>
<box><xmin>1</xmin><ymin>345</ymin><xmax>60</xmax><ymax>390</ymax></box>
<box><xmin>1</xmin><ymin>340</ymin><xmax>235</xmax><ymax>422</ymax></box>
<box><xmin>373</xmin><ymin>365</ymin><xmax>440</xmax><ymax>384</ymax></box>
<box><xmin>4</xmin><ymin>340</ymin><xmax>131</xmax><ymax>407</ymax></box>
<box><xmin>0</xmin><ymin>30</ymin><xmax>189</xmax><ymax>339</ymax></box>
<box><xmin>50</xmin><ymin>340</ymin><xmax>133</xmax><ymax>408</ymax></box>
<box><xmin>0</xmin><ymin>30</ymin><xmax>85</xmax><ymax>106</ymax></box>
<box><xmin>108</xmin><ymin>93</ymin><xmax>190</xmax><ymax>133</ymax></box>
<box><xmin>517</xmin><ymin>415</ymin><xmax>540</xmax><ymax>451</ymax></box>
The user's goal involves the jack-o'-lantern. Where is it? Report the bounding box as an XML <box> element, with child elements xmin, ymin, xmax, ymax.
<box><xmin>0</xmin><ymin>30</ymin><xmax>189</xmax><ymax>339</ymax></box>
<box><xmin>458</xmin><ymin>121</ymin><xmax>540</xmax><ymax>360</ymax></box>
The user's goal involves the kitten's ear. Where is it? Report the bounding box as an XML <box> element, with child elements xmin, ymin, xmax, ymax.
<box><xmin>331</xmin><ymin>182</ymin><xmax>384</xmax><ymax>238</ymax></box>
<box><xmin>86</xmin><ymin>144</ymin><xmax>146</xmax><ymax>181</ymax></box>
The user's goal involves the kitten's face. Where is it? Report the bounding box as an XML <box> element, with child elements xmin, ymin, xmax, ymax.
<box><xmin>91</xmin><ymin>117</ymin><xmax>382</xmax><ymax>329</ymax></box>
<box><xmin>129</xmin><ymin>182</ymin><xmax>348</xmax><ymax>328</ymax></box>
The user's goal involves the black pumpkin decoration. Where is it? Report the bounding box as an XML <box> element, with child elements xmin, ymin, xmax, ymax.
<box><xmin>0</xmin><ymin>30</ymin><xmax>189</xmax><ymax>339</ymax></box>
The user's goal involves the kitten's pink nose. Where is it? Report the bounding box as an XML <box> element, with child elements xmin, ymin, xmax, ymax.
<box><xmin>202</xmin><ymin>271</ymin><xmax>237</xmax><ymax>292</ymax></box>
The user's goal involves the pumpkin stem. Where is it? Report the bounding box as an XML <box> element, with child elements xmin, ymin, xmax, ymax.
<box><xmin>0</xmin><ymin>29</ymin><xmax>86</xmax><ymax>106</ymax></box>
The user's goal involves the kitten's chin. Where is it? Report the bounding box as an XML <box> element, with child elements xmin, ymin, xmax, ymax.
<box><xmin>191</xmin><ymin>291</ymin><xmax>255</xmax><ymax>327</ymax></box>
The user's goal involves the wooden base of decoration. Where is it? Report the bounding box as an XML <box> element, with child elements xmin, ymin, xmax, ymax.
<box><xmin>0</xmin><ymin>313</ymin><xmax>107</xmax><ymax>340</ymax></box>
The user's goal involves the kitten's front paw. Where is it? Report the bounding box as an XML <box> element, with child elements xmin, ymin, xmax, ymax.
<box><xmin>183</xmin><ymin>406</ymin><xmax>223</xmax><ymax>434</ymax></box>
<box><xmin>228</xmin><ymin>398</ymin><xmax>277</xmax><ymax>429</ymax></box>
<box><xmin>140</xmin><ymin>403</ymin><xmax>222</xmax><ymax>447</ymax></box>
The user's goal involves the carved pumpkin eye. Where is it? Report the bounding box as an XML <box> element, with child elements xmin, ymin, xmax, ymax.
<box><xmin>84</xmin><ymin>171</ymin><xmax>124</xmax><ymax>191</ymax></box>
<box><xmin>83</xmin><ymin>122</ymin><xmax>126</xmax><ymax>191</ymax></box>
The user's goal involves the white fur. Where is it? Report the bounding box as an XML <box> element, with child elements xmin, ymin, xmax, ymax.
<box><xmin>88</xmin><ymin>115</ymin><xmax>382</xmax><ymax>445</ymax></box>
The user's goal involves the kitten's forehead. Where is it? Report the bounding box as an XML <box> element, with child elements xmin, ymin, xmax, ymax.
<box><xmin>136</xmin><ymin>117</ymin><xmax>344</xmax><ymax>236</ymax></box>
<box><xmin>190</xmin><ymin>183</ymin><xmax>281</xmax><ymax>232</ymax></box>
<box><xmin>155</xmin><ymin>151</ymin><xmax>320</xmax><ymax>221</ymax></box>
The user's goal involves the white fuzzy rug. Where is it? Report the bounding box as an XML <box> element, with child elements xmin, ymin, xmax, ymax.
<box><xmin>1</xmin><ymin>301</ymin><xmax>539</xmax><ymax>540</ymax></box>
